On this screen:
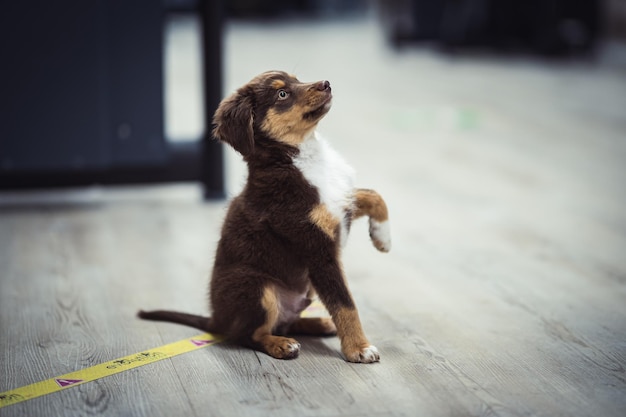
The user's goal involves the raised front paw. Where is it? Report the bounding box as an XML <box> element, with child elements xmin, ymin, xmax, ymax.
<box><xmin>343</xmin><ymin>344</ymin><xmax>380</xmax><ymax>364</ymax></box>
<box><xmin>369</xmin><ymin>219</ymin><xmax>391</xmax><ymax>253</ymax></box>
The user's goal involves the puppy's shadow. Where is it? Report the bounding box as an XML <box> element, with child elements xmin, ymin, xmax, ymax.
<box><xmin>297</xmin><ymin>336</ymin><xmax>341</xmax><ymax>359</ymax></box>
<box><xmin>208</xmin><ymin>336</ymin><xmax>340</xmax><ymax>360</ymax></box>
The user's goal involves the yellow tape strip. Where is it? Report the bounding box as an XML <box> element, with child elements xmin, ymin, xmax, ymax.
<box><xmin>0</xmin><ymin>300</ymin><xmax>327</xmax><ymax>409</ymax></box>
<box><xmin>0</xmin><ymin>332</ymin><xmax>223</xmax><ymax>409</ymax></box>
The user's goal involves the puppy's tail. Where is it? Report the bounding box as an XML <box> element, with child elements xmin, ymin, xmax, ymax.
<box><xmin>137</xmin><ymin>309</ymin><xmax>216</xmax><ymax>333</ymax></box>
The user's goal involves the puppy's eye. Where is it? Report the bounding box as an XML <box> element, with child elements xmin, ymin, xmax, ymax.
<box><xmin>277</xmin><ymin>89</ymin><xmax>289</xmax><ymax>100</ymax></box>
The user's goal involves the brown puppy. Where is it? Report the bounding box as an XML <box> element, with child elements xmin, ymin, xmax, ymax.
<box><xmin>139</xmin><ymin>71</ymin><xmax>390</xmax><ymax>363</ymax></box>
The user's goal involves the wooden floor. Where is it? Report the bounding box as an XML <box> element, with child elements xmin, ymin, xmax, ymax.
<box><xmin>2</xmin><ymin>16</ymin><xmax>626</xmax><ymax>417</ymax></box>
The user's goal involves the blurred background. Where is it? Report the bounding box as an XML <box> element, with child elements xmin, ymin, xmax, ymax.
<box><xmin>0</xmin><ymin>4</ymin><xmax>626</xmax><ymax>417</ymax></box>
<box><xmin>0</xmin><ymin>0</ymin><xmax>624</xmax><ymax>201</ymax></box>
<box><xmin>1</xmin><ymin>4</ymin><xmax>625</xmax><ymax>414</ymax></box>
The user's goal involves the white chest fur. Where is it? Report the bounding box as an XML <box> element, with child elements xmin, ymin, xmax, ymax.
<box><xmin>293</xmin><ymin>132</ymin><xmax>355</xmax><ymax>247</ymax></box>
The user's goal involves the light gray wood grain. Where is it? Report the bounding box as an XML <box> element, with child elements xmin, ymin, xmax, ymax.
<box><xmin>2</xmin><ymin>16</ymin><xmax>626</xmax><ymax>417</ymax></box>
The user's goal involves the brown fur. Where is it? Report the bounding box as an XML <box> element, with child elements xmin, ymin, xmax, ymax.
<box><xmin>138</xmin><ymin>71</ymin><xmax>389</xmax><ymax>363</ymax></box>
<box><xmin>353</xmin><ymin>189</ymin><xmax>389</xmax><ymax>222</ymax></box>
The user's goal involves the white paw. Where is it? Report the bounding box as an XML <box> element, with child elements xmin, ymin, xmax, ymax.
<box><xmin>369</xmin><ymin>220</ymin><xmax>391</xmax><ymax>252</ymax></box>
<box><xmin>270</xmin><ymin>338</ymin><xmax>301</xmax><ymax>360</ymax></box>
<box><xmin>360</xmin><ymin>345</ymin><xmax>380</xmax><ymax>363</ymax></box>
<box><xmin>287</xmin><ymin>342</ymin><xmax>301</xmax><ymax>353</ymax></box>
<box><xmin>345</xmin><ymin>345</ymin><xmax>380</xmax><ymax>363</ymax></box>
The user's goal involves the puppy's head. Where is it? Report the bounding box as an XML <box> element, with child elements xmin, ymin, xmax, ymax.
<box><xmin>212</xmin><ymin>71</ymin><xmax>332</xmax><ymax>157</ymax></box>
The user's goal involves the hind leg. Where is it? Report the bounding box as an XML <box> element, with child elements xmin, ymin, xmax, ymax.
<box><xmin>248</xmin><ymin>285</ymin><xmax>301</xmax><ymax>359</ymax></box>
<box><xmin>211</xmin><ymin>269</ymin><xmax>300</xmax><ymax>360</ymax></box>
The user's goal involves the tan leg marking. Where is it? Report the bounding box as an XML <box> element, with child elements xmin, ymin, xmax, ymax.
<box><xmin>253</xmin><ymin>286</ymin><xmax>301</xmax><ymax>359</ymax></box>
<box><xmin>309</xmin><ymin>203</ymin><xmax>340</xmax><ymax>240</ymax></box>
<box><xmin>289</xmin><ymin>317</ymin><xmax>337</xmax><ymax>336</ymax></box>
<box><xmin>334</xmin><ymin>307</ymin><xmax>380</xmax><ymax>363</ymax></box>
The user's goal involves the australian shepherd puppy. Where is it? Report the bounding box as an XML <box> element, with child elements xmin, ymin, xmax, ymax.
<box><xmin>139</xmin><ymin>71</ymin><xmax>390</xmax><ymax>363</ymax></box>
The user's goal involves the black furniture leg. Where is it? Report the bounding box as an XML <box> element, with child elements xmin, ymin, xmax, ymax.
<box><xmin>200</xmin><ymin>0</ymin><xmax>225</xmax><ymax>200</ymax></box>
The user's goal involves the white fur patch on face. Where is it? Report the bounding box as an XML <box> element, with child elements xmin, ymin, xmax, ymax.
<box><xmin>369</xmin><ymin>219</ymin><xmax>391</xmax><ymax>252</ymax></box>
<box><xmin>294</xmin><ymin>132</ymin><xmax>355</xmax><ymax>247</ymax></box>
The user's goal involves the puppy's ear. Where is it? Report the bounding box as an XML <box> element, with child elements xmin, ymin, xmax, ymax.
<box><xmin>212</xmin><ymin>91</ymin><xmax>254</xmax><ymax>156</ymax></box>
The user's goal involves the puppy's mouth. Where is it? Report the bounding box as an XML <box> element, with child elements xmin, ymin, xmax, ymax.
<box><xmin>303</xmin><ymin>94</ymin><xmax>332</xmax><ymax>121</ymax></box>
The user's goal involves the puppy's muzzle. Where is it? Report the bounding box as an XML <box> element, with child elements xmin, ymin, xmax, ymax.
<box><xmin>315</xmin><ymin>80</ymin><xmax>331</xmax><ymax>92</ymax></box>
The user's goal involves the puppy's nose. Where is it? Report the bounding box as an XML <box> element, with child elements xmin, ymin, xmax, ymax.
<box><xmin>316</xmin><ymin>80</ymin><xmax>331</xmax><ymax>91</ymax></box>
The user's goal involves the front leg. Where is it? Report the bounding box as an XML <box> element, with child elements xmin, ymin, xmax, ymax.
<box><xmin>307</xmin><ymin>203</ymin><xmax>380</xmax><ymax>363</ymax></box>
<box><xmin>334</xmin><ymin>304</ymin><xmax>380</xmax><ymax>363</ymax></box>
<box><xmin>308</xmin><ymin>260</ymin><xmax>379</xmax><ymax>364</ymax></box>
